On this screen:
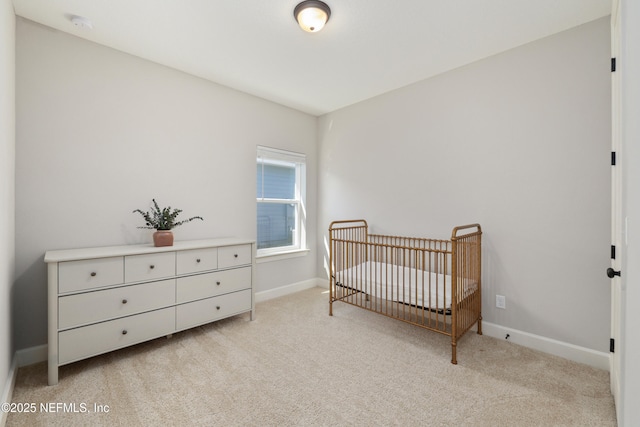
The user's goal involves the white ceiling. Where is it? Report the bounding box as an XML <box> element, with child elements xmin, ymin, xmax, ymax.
<box><xmin>12</xmin><ymin>0</ymin><xmax>611</xmax><ymax>116</ymax></box>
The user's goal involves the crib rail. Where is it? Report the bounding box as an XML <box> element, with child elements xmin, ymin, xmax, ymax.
<box><xmin>328</xmin><ymin>220</ymin><xmax>482</xmax><ymax>364</ymax></box>
<box><xmin>451</xmin><ymin>224</ymin><xmax>482</xmax><ymax>343</ymax></box>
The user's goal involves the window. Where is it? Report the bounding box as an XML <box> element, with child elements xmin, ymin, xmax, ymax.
<box><xmin>256</xmin><ymin>146</ymin><xmax>306</xmax><ymax>256</ymax></box>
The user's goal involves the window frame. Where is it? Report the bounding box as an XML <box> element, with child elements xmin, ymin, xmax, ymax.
<box><xmin>256</xmin><ymin>146</ymin><xmax>307</xmax><ymax>258</ymax></box>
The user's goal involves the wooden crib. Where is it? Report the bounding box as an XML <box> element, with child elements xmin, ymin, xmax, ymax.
<box><xmin>329</xmin><ymin>219</ymin><xmax>482</xmax><ymax>364</ymax></box>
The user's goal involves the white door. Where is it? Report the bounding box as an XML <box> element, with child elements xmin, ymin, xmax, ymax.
<box><xmin>609</xmin><ymin>0</ymin><xmax>622</xmax><ymax>408</ymax></box>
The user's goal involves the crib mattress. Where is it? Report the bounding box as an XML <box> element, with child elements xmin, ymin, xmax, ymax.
<box><xmin>335</xmin><ymin>261</ymin><xmax>477</xmax><ymax>311</ymax></box>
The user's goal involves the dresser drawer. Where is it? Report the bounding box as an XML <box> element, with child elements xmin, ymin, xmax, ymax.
<box><xmin>218</xmin><ymin>245</ymin><xmax>252</xmax><ymax>268</ymax></box>
<box><xmin>124</xmin><ymin>252</ymin><xmax>175</xmax><ymax>283</ymax></box>
<box><xmin>176</xmin><ymin>247</ymin><xmax>218</xmax><ymax>275</ymax></box>
<box><xmin>58</xmin><ymin>307</ymin><xmax>175</xmax><ymax>365</ymax></box>
<box><xmin>176</xmin><ymin>289</ymin><xmax>251</xmax><ymax>330</ymax></box>
<box><xmin>176</xmin><ymin>267</ymin><xmax>251</xmax><ymax>303</ymax></box>
<box><xmin>58</xmin><ymin>279</ymin><xmax>176</xmax><ymax>329</ymax></box>
<box><xmin>58</xmin><ymin>257</ymin><xmax>124</xmax><ymax>294</ymax></box>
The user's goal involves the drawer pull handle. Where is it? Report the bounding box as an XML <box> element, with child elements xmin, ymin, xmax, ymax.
<box><xmin>122</xmin><ymin>299</ymin><xmax>128</xmax><ymax>304</ymax></box>
<box><xmin>196</xmin><ymin>258</ymin><xmax>201</xmax><ymax>263</ymax></box>
<box><xmin>150</xmin><ymin>265</ymin><xmax>155</xmax><ymax>269</ymax></box>
<box><xmin>216</xmin><ymin>281</ymin><xmax>221</xmax><ymax>286</ymax></box>
<box><xmin>90</xmin><ymin>272</ymin><xmax>97</xmax><ymax>277</ymax></box>
<box><xmin>122</xmin><ymin>330</ymin><xmax>128</xmax><ymax>335</ymax></box>
<box><xmin>234</xmin><ymin>254</ymin><xmax>238</xmax><ymax>258</ymax></box>
<box><xmin>216</xmin><ymin>306</ymin><xmax>221</xmax><ymax>310</ymax></box>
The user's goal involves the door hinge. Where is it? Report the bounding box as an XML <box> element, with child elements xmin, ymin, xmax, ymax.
<box><xmin>611</xmin><ymin>245</ymin><xmax>616</xmax><ymax>260</ymax></box>
<box><xmin>611</xmin><ymin>57</ymin><xmax>616</xmax><ymax>72</ymax></box>
<box><xmin>610</xmin><ymin>338</ymin><xmax>615</xmax><ymax>353</ymax></box>
<box><xmin>612</xmin><ymin>151</ymin><xmax>617</xmax><ymax>166</ymax></box>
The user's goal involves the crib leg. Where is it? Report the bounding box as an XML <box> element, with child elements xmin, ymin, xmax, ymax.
<box><xmin>451</xmin><ymin>342</ymin><xmax>458</xmax><ymax>365</ymax></box>
<box><xmin>329</xmin><ymin>300</ymin><xmax>333</xmax><ymax>316</ymax></box>
<box><xmin>477</xmin><ymin>316</ymin><xmax>483</xmax><ymax>335</ymax></box>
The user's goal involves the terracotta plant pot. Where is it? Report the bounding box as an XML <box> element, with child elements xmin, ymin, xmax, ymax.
<box><xmin>153</xmin><ymin>230</ymin><xmax>174</xmax><ymax>247</ymax></box>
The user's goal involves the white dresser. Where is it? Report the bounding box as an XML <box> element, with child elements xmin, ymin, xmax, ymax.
<box><xmin>45</xmin><ymin>238</ymin><xmax>255</xmax><ymax>385</ymax></box>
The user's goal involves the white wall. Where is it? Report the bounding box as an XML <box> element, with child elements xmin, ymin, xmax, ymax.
<box><xmin>0</xmin><ymin>0</ymin><xmax>15</xmax><ymax>411</ymax></box>
<box><xmin>317</xmin><ymin>18</ymin><xmax>611</xmax><ymax>353</ymax></box>
<box><xmin>620</xmin><ymin>1</ymin><xmax>640</xmax><ymax>425</ymax></box>
<box><xmin>15</xmin><ymin>18</ymin><xmax>317</xmax><ymax>351</ymax></box>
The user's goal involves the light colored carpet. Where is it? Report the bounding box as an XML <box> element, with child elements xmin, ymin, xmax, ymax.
<box><xmin>7</xmin><ymin>287</ymin><xmax>616</xmax><ymax>426</ymax></box>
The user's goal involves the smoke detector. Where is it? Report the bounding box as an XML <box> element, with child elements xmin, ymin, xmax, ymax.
<box><xmin>70</xmin><ymin>15</ymin><xmax>93</xmax><ymax>30</ymax></box>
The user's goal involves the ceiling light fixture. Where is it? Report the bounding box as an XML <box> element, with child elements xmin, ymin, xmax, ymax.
<box><xmin>294</xmin><ymin>1</ymin><xmax>331</xmax><ymax>33</ymax></box>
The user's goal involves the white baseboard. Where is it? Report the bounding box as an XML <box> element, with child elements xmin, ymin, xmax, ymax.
<box><xmin>482</xmin><ymin>321</ymin><xmax>610</xmax><ymax>371</ymax></box>
<box><xmin>1</xmin><ymin>346</ymin><xmax>49</xmax><ymax>426</ymax></box>
<box><xmin>255</xmin><ymin>278</ymin><xmax>321</xmax><ymax>303</ymax></box>
<box><xmin>1</xmin><ymin>356</ymin><xmax>18</xmax><ymax>427</ymax></box>
<box><xmin>9</xmin><ymin>282</ymin><xmax>324</xmax><ymax>371</ymax></box>
<box><xmin>16</xmin><ymin>344</ymin><xmax>47</xmax><ymax>367</ymax></box>
<box><xmin>317</xmin><ymin>279</ymin><xmax>608</xmax><ymax>370</ymax></box>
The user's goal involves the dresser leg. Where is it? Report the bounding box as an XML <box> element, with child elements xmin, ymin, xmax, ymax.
<box><xmin>48</xmin><ymin>363</ymin><xmax>58</xmax><ymax>386</ymax></box>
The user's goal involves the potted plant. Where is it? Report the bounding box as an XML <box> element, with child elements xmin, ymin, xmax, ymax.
<box><xmin>133</xmin><ymin>199</ymin><xmax>203</xmax><ymax>247</ymax></box>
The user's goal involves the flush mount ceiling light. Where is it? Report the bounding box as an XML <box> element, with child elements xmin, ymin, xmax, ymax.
<box><xmin>294</xmin><ymin>1</ymin><xmax>331</xmax><ymax>33</ymax></box>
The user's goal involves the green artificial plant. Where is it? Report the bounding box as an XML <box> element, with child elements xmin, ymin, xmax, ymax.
<box><xmin>133</xmin><ymin>199</ymin><xmax>203</xmax><ymax>230</ymax></box>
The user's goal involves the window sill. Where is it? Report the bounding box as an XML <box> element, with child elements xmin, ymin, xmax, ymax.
<box><xmin>256</xmin><ymin>248</ymin><xmax>310</xmax><ymax>263</ymax></box>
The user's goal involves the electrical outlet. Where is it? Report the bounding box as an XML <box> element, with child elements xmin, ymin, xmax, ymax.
<box><xmin>496</xmin><ymin>295</ymin><xmax>506</xmax><ymax>309</ymax></box>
